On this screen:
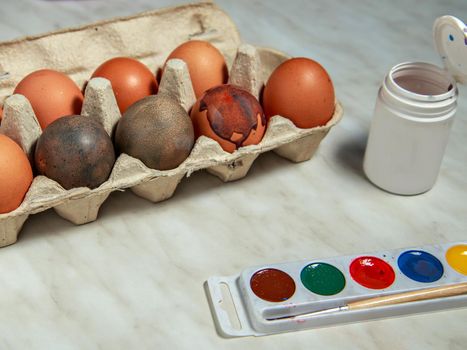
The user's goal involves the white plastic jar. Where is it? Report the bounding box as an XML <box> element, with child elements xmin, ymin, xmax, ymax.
<box><xmin>363</xmin><ymin>16</ymin><xmax>466</xmax><ymax>195</ymax></box>
<box><xmin>364</xmin><ymin>62</ymin><xmax>458</xmax><ymax>195</ymax></box>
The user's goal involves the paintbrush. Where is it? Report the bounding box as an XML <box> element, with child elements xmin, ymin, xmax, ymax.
<box><xmin>268</xmin><ymin>282</ymin><xmax>467</xmax><ymax>321</ymax></box>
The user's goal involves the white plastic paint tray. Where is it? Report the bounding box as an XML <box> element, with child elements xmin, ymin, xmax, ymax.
<box><xmin>206</xmin><ymin>242</ymin><xmax>467</xmax><ymax>337</ymax></box>
<box><xmin>0</xmin><ymin>2</ymin><xmax>343</xmax><ymax>247</ymax></box>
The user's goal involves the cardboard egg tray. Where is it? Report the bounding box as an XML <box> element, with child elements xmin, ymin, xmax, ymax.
<box><xmin>0</xmin><ymin>2</ymin><xmax>343</xmax><ymax>247</ymax></box>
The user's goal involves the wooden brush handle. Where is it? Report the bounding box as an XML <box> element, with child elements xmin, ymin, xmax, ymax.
<box><xmin>348</xmin><ymin>282</ymin><xmax>467</xmax><ymax>311</ymax></box>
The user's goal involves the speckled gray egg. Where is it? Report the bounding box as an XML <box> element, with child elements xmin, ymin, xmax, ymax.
<box><xmin>35</xmin><ymin>115</ymin><xmax>116</xmax><ymax>190</ymax></box>
<box><xmin>115</xmin><ymin>94</ymin><xmax>194</xmax><ymax>170</ymax></box>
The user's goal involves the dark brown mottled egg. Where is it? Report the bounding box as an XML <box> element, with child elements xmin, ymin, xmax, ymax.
<box><xmin>35</xmin><ymin>115</ymin><xmax>116</xmax><ymax>190</ymax></box>
<box><xmin>115</xmin><ymin>94</ymin><xmax>194</xmax><ymax>170</ymax></box>
<box><xmin>190</xmin><ymin>84</ymin><xmax>266</xmax><ymax>153</ymax></box>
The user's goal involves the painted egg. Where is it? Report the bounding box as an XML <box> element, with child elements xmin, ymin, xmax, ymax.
<box><xmin>35</xmin><ymin>115</ymin><xmax>115</xmax><ymax>190</ymax></box>
<box><xmin>165</xmin><ymin>40</ymin><xmax>228</xmax><ymax>98</ymax></box>
<box><xmin>263</xmin><ymin>57</ymin><xmax>335</xmax><ymax>129</ymax></box>
<box><xmin>14</xmin><ymin>69</ymin><xmax>84</xmax><ymax>130</ymax></box>
<box><xmin>0</xmin><ymin>134</ymin><xmax>33</xmax><ymax>213</ymax></box>
<box><xmin>190</xmin><ymin>85</ymin><xmax>266</xmax><ymax>153</ymax></box>
<box><xmin>115</xmin><ymin>94</ymin><xmax>194</xmax><ymax>170</ymax></box>
<box><xmin>91</xmin><ymin>57</ymin><xmax>158</xmax><ymax>114</ymax></box>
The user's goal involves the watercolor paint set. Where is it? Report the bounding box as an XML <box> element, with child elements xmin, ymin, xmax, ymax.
<box><xmin>206</xmin><ymin>242</ymin><xmax>467</xmax><ymax>337</ymax></box>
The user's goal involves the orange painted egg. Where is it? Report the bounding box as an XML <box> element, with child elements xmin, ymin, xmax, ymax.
<box><xmin>91</xmin><ymin>57</ymin><xmax>158</xmax><ymax>114</ymax></box>
<box><xmin>14</xmin><ymin>69</ymin><xmax>84</xmax><ymax>130</ymax></box>
<box><xmin>190</xmin><ymin>85</ymin><xmax>266</xmax><ymax>153</ymax></box>
<box><xmin>263</xmin><ymin>57</ymin><xmax>335</xmax><ymax>129</ymax></box>
<box><xmin>0</xmin><ymin>134</ymin><xmax>33</xmax><ymax>213</ymax></box>
<box><xmin>166</xmin><ymin>40</ymin><xmax>228</xmax><ymax>98</ymax></box>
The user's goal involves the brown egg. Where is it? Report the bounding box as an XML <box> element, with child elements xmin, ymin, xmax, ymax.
<box><xmin>115</xmin><ymin>94</ymin><xmax>194</xmax><ymax>170</ymax></box>
<box><xmin>91</xmin><ymin>57</ymin><xmax>158</xmax><ymax>114</ymax></box>
<box><xmin>0</xmin><ymin>105</ymin><xmax>3</xmax><ymax>122</ymax></box>
<box><xmin>166</xmin><ymin>40</ymin><xmax>228</xmax><ymax>98</ymax></box>
<box><xmin>35</xmin><ymin>115</ymin><xmax>115</xmax><ymax>190</ymax></box>
<box><xmin>262</xmin><ymin>57</ymin><xmax>335</xmax><ymax>129</ymax></box>
<box><xmin>190</xmin><ymin>85</ymin><xmax>266</xmax><ymax>153</ymax></box>
<box><xmin>14</xmin><ymin>69</ymin><xmax>84</xmax><ymax>130</ymax></box>
<box><xmin>0</xmin><ymin>134</ymin><xmax>33</xmax><ymax>213</ymax></box>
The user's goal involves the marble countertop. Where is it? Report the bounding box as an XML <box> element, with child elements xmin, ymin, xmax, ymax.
<box><xmin>1</xmin><ymin>0</ymin><xmax>466</xmax><ymax>349</ymax></box>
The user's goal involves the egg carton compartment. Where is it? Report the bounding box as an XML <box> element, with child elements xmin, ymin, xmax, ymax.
<box><xmin>0</xmin><ymin>2</ymin><xmax>343</xmax><ymax>247</ymax></box>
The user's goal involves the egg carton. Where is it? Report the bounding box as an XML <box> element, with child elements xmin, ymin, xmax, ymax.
<box><xmin>0</xmin><ymin>2</ymin><xmax>343</xmax><ymax>247</ymax></box>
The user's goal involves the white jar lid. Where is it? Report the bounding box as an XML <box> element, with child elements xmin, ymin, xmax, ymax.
<box><xmin>433</xmin><ymin>15</ymin><xmax>467</xmax><ymax>84</ymax></box>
